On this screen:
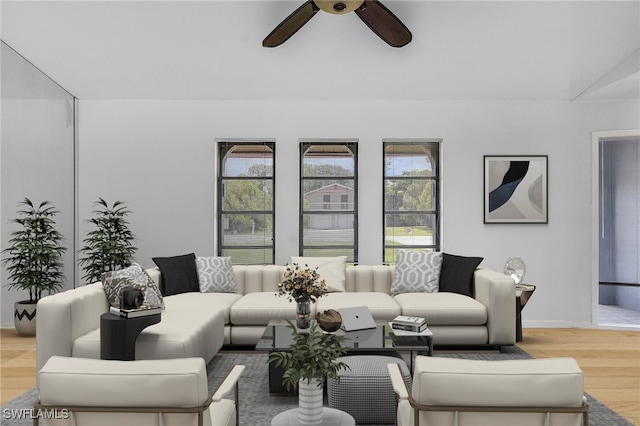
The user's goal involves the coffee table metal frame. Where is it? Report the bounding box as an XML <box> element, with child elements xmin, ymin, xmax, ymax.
<box><xmin>256</xmin><ymin>319</ymin><xmax>433</xmax><ymax>394</ymax></box>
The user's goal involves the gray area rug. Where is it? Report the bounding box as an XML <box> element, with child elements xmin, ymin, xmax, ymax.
<box><xmin>2</xmin><ymin>347</ymin><xmax>632</xmax><ymax>426</ymax></box>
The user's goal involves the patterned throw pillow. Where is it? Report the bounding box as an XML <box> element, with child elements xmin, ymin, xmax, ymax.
<box><xmin>101</xmin><ymin>263</ymin><xmax>165</xmax><ymax>309</ymax></box>
<box><xmin>196</xmin><ymin>256</ymin><xmax>238</xmax><ymax>293</ymax></box>
<box><xmin>391</xmin><ymin>250</ymin><xmax>443</xmax><ymax>295</ymax></box>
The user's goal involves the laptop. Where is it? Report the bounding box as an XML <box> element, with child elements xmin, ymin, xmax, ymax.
<box><xmin>339</xmin><ymin>306</ymin><xmax>376</xmax><ymax>331</ymax></box>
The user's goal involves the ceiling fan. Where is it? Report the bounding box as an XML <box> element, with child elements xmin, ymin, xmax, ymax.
<box><xmin>263</xmin><ymin>0</ymin><xmax>412</xmax><ymax>48</ymax></box>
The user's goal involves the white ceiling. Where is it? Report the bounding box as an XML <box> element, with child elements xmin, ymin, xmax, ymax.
<box><xmin>1</xmin><ymin>0</ymin><xmax>639</xmax><ymax>101</ymax></box>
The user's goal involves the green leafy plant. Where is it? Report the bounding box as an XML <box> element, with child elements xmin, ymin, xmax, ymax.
<box><xmin>267</xmin><ymin>321</ymin><xmax>349</xmax><ymax>391</ymax></box>
<box><xmin>1</xmin><ymin>198</ymin><xmax>66</xmax><ymax>302</ymax></box>
<box><xmin>77</xmin><ymin>198</ymin><xmax>137</xmax><ymax>283</ymax></box>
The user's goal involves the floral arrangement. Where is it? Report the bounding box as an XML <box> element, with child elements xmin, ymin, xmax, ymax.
<box><xmin>277</xmin><ymin>263</ymin><xmax>327</xmax><ymax>303</ymax></box>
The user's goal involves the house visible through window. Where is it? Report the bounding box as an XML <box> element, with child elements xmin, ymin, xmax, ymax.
<box><xmin>383</xmin><ymin>140</ymin><xmax>440</xmax><ymax>263</ymax></box>
<box><xmin>300</xmin><ymin>140</ymin><xmax>358</xmax><ymax>262</ymax></box>
<box><xmin>217</xmin><ymin>140</ymin><xmax>275</xmax><ymax>264</ymax></box>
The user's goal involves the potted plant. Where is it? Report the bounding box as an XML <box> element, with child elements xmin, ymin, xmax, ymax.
<box><xmin>1</xmin><ymin>198</ymin><xmax>66</xmax><ymax>335</ymax></box>
<box><xmin>78</xmin><ymin>198</ymin><xmax>137</xmax><ymax>284</ymax></box>
<box><xmin>268</xmin><ymin>321</ymin><xmax>349</xmax><ymax>425</ymax></box>
<box><xmin>277</xmin><ymin>263</ymin><xmax>328</xmax><ymax>329</ymax></box>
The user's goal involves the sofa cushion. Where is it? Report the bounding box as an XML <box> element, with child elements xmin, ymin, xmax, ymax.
<box><xmin>391</xmin><ymin>250</ymin><xmax>443</xmax><ymax>295</ymax></box>
<box><xmin>153</xmin><ymin>253</ymin><xmax>199</xmax><ymax>296</ymax></box>
<box><xmin>230</xmin><ymin>292</ymin><xmax>307</xmax><ymax>325</ymax></box>
<box><xmin>316</xmin><ymin>292</ymin><xmax>401</xmax><ymax>321</ymax></box>
<box><xmin>412</xmin><ymin>356</ymin><xmax>584</xmax><ymax>407</ymax></box>
<box><xmin>196</xmin><ymin>256</ymin><xmax>238</xmax><ymax>293</ymax></box>
<box><xmin>291</xmin><ymin>256</ymin><xmax>347</xmax><ymax>292</ymax></box>
<box><xmin>101</xmin><ymin>263</ymin><xmax>164</xmax><ymax>309</ymax></box>
<box><xmin>39</xmin><ymin>356</ymin><xmax>212</xmax><ymax>426</ymax></box>
<box><xmin>163</xmin><ymin>292</ymin><xmax>242</xmax><ymax>325</ymax></box>
<box><xmin>73</xmin><ymin>309</ymin><xmax>224</xmax><ymax>363</ymax></box>
<box><xmin>393</xmin><ymin>292</ymin><xmax>487</xmax><ymax>325</ymax></box>
<box><xmin>438</xmin><ymin>253</ymin><xmax>483</xmax><ymax>297</ymax></box>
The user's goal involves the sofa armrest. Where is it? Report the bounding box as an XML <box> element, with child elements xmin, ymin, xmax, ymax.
<box><xmin>387</xmin><ymin>363</ymin><xmax>410</xmax><ymax>400</ymax></box>
<box><xmin>36</xmin><ymin>284</ymin><xmax>109</xmax><ymax>376</ymax></box>
<box><xmin>473</xmin><ymin>269</ymin><xmax>516</xmax><ymax>345</ymax></box>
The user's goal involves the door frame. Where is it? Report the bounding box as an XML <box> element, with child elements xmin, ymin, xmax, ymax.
<box><xmin>591</xmin><ymin>129</ymin><xmax>640</xmax><ymax>327</ymax></box>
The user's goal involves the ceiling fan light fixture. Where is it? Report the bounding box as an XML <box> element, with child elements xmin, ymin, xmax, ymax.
<box><xmin>314</xmin><ymin>0</ymin><xmax>364</xmax><ymax>14</ymax></box>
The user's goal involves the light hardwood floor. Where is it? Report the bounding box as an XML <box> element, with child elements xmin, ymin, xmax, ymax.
<box><xmin>1</xmin><ymin>328</ymin><xmax>639</xmax><ymax>424</ymax></box>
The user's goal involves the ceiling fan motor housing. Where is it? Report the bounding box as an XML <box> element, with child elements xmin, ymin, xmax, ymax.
<box><xmin>314</xmin><ymin>0</ymin><xmax>364</xmax><ymax>14</ymax></box>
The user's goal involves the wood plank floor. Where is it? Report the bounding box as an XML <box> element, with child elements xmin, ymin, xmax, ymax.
<box><xmin>1</xmin><ymin>328</ymin><xmax>639</xmax><ymax>424</ymax></box>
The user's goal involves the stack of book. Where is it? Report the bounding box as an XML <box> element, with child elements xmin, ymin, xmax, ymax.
<box><xmin>110</xmin><ymin>305</ymin><xmax>162</xmax><ymax>318</ymax></box>
<box><xmin>390</xmin><ymin>315</ymin><xmax>427</xmax><ymax>333</ymax></box>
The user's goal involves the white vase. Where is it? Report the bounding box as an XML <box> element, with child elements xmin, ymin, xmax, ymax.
<box><xmin>14</xmin><ymin>301</ymin><xmax>37</xmax><ymax>336</ymax></box>
<box><xmin>298</xmin><ymin>378</ymin><xmax>323</xmax><ymax>425</ymax></box>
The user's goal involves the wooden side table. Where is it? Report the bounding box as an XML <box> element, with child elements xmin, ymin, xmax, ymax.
<box><xmin>515</xmin><ymin>284</ymin><xmax>536</xmax><ymax>342</ymax></box>
<box><xmin>100</xmin><ymin>313</ymin><xmax>161</xmax><ymax>360</ymax></box>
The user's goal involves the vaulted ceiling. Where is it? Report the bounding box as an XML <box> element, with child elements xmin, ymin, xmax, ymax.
<box><xmin>1</xmin><ymin>0</ymin><xmax>639</xmax><ymax>101</ymax></box>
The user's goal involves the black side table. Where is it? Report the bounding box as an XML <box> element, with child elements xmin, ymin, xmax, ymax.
<box><xmin>100</xmin><ymin>313</ymin><xmax>161</xmax><ymax>360</ymax></box>
<box><xmin>515</xmin><ymin>284</ymin><xmax>536</xmax><ymax>342</ymax></box>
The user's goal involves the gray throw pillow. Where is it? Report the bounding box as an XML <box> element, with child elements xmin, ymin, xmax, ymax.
<box><xmin>391</xmin><ymin>250</ymin><xmax>443</xmax><ymax>295</ymax></box>
<box><xmin>196</xmin><ymin>256</ymin><xmax>238</xmax><ymax>293</ymax></box>
<box><xmin>101</xmin><ymin>263</ymin><xmax>165</xmax><ymax>309</ymax></box>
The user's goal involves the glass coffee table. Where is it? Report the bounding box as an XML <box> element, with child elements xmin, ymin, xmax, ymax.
<box><xmin>256</xmin><ymin>319</ymin><xmax>433</xmax><ymax>394</ymax></box>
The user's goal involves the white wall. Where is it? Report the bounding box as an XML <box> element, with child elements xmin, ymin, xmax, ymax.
<box><xmin>77</xmin><ymin>99</ymin><xmax>639</xmax><ymax>328</ymax></box>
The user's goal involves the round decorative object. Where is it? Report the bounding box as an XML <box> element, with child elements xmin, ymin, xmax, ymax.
<box><xmin>298</xmin><ymin>378</ymin><xmax>324</xmax><ymax>425</ymax></box>
<box><xmin>316</xmin><ymin>309</ymin><xmax>342</xmax><ymax>332</ymax></box>
<box><xmin>296</xmin><ymin>300</ymin><xmax>311</xmax><ymax>329</ymax></box>
<box><xmin>14</xmin><ymin>301</ymin><xmax>37</xmax><ymax>336</ymax></box>
<box><xmin>504</xmin><ymin>257</ymin><xmax>526</xmax><ymax>284</ymax></box>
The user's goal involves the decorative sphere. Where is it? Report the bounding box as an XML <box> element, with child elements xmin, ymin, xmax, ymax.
<box><xmin>504</xmin><ymin>257</ymin><xmax>526</xmax><ymax>284</ymax></box>
<box><xmin>316</xmin><ymin>309</ymin><xmax>342</xmax><ymax>332</ymax></box>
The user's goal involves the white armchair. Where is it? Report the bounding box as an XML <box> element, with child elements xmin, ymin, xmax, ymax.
<box><xmin>35</xmin><ymin>356</ymin><xmax>244</xmax><ymax>426</ymax></box>
<box><xmin>387</xmin><ymin>356</ymin><xmax>589</xmax><ymax>426</ymax></box>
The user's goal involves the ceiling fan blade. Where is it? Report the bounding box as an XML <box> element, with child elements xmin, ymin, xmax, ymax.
<box><xmin>354</xmin><ymin>0</ymin><xmax>412</xmax><ymax>47</ymax></box>
<box><xmin>263</xmin><ymin>0</ymin><xmax>320</xmax><ymax>47</ymax></box>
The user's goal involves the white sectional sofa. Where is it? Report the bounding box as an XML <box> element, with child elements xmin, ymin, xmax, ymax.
<box><xmin>36</xmin><ymin>263</ymin><xmax>515</xmax><ymax>373</ymax></box>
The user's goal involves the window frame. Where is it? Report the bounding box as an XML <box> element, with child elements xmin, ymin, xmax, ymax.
<box><xmin>382</xmin><ymin>139</ymin><xmax>441</xmax><ymax>264</ymax></box>
<box><xmin>299</xmin><ymin>140</ymin><xmax>358</xmax><ymax>262</ymax></box>
<box><xmin>216</xmin><ymin>139</ymin><xmax>276</xmax><ymax>264</ymax></box>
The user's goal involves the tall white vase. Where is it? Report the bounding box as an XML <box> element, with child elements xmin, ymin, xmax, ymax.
<box><xmin>298</xmin><ymin>378</ymin><xmax>323</xmax><ymax>425</ymax></box>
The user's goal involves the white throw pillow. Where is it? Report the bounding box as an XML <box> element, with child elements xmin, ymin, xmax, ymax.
<box><xmin>196</xmin><ymin>256</ymin><xmax>238</xmax><ymax>293</ymax></box>
<box><xmin>290</xmin><ymin>256</ymin><xmax>347</xmax><ymax>292</ymax></box>
<box><xmin>391</xmin><ymin>250</ymin><xmax>443</xmax><ymax>295</ymax></box>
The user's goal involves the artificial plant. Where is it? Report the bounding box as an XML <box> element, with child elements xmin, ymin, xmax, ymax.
<box><xmin>77</xmin><ymin>198</ymin><xmax>137</xmax><ymax>283</ymax></box>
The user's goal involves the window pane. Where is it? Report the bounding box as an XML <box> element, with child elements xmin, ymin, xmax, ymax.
<box><xmin>221</xmin><ymin>214</ymin><xmax>273</xmax><ymax>245</ymax></box>
<box><xmin>384</xmin><ymin>247</ymin><xmax>433</xmax><ymax>264</ymax></box>
<box><xmin>303</xmin><ymin>181</ymin><xmax>355</xmax><ymax>211</ymax></box>
<box><xmin>384</xmin><ymin>144</ymin><xmax>435</xmax><ymax>177</ymax></box>
<box><xmin>303</xmin><ymin>215</ymin><xmax>355</xmax><ymax>245</ymax></box>
<box><xmin>222</xmin><ymin>145</ymin><xmax>273</xmax><ymax>177</ymax></box>
<box><xmin>384</xmin><ymin>214</ymin><xmax>436</xmax><ymax>246</ymax></box>
<box><xmin>222</xmin><ymin>179</ymin><xmax>273</xmax><ymax>211</ymax></box>
<box><xmin>221</xmin><ymin>248</ymin><xmax>273</xmax><ymax>264</ymax></box>
<box><xmin>303</xmin><ymin>247</ymin><xmax>355</xmax><ymax>263</ymax></box>
<box><xmin>303</xmin><ymin>145</ymin><xmax>355</xmax><ymax>177</ymax></box>
<box><xmin>385</xmin><ymin>179</ymin><xmax>435</xmax><ymax>212</ymax></box>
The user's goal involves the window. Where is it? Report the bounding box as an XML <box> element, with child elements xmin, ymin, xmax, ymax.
<box><xmin>217</xmin><ymin>141</ymin><xmax>275</xmax><ymax>264</ymax></box>
<box><xmin>300</xmin><ymin>141</ymin><xmax>358</xmax><ymax>262</ymax></box>
<box><xmin>383</xmin><ymin>140</ymin><xmax>440</xmax><ymax>263</ymax></box>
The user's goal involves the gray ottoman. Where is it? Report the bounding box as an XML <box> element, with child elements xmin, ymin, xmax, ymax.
<box><xmin>327</xmin><ymin>355</ymin><xmax>412</xmax><ymax>424</ymax></box>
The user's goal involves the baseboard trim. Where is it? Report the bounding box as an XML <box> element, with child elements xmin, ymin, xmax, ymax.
<box><xmin>522</xmin><ymin>320</ymin><xmax>594</xmax><ymax>328</ymax></box>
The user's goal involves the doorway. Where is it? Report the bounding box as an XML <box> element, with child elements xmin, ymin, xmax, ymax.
<box><xmin>592</xmin><ymin>130</ymin><xmax>640</xmax><ymax>328</ymax></box>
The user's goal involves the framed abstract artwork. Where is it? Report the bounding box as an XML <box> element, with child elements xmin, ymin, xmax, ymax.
<box><xmin>484</xmin><ymin>155</ymin><xmax>548</xmax><ymax>224</ymax></box>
